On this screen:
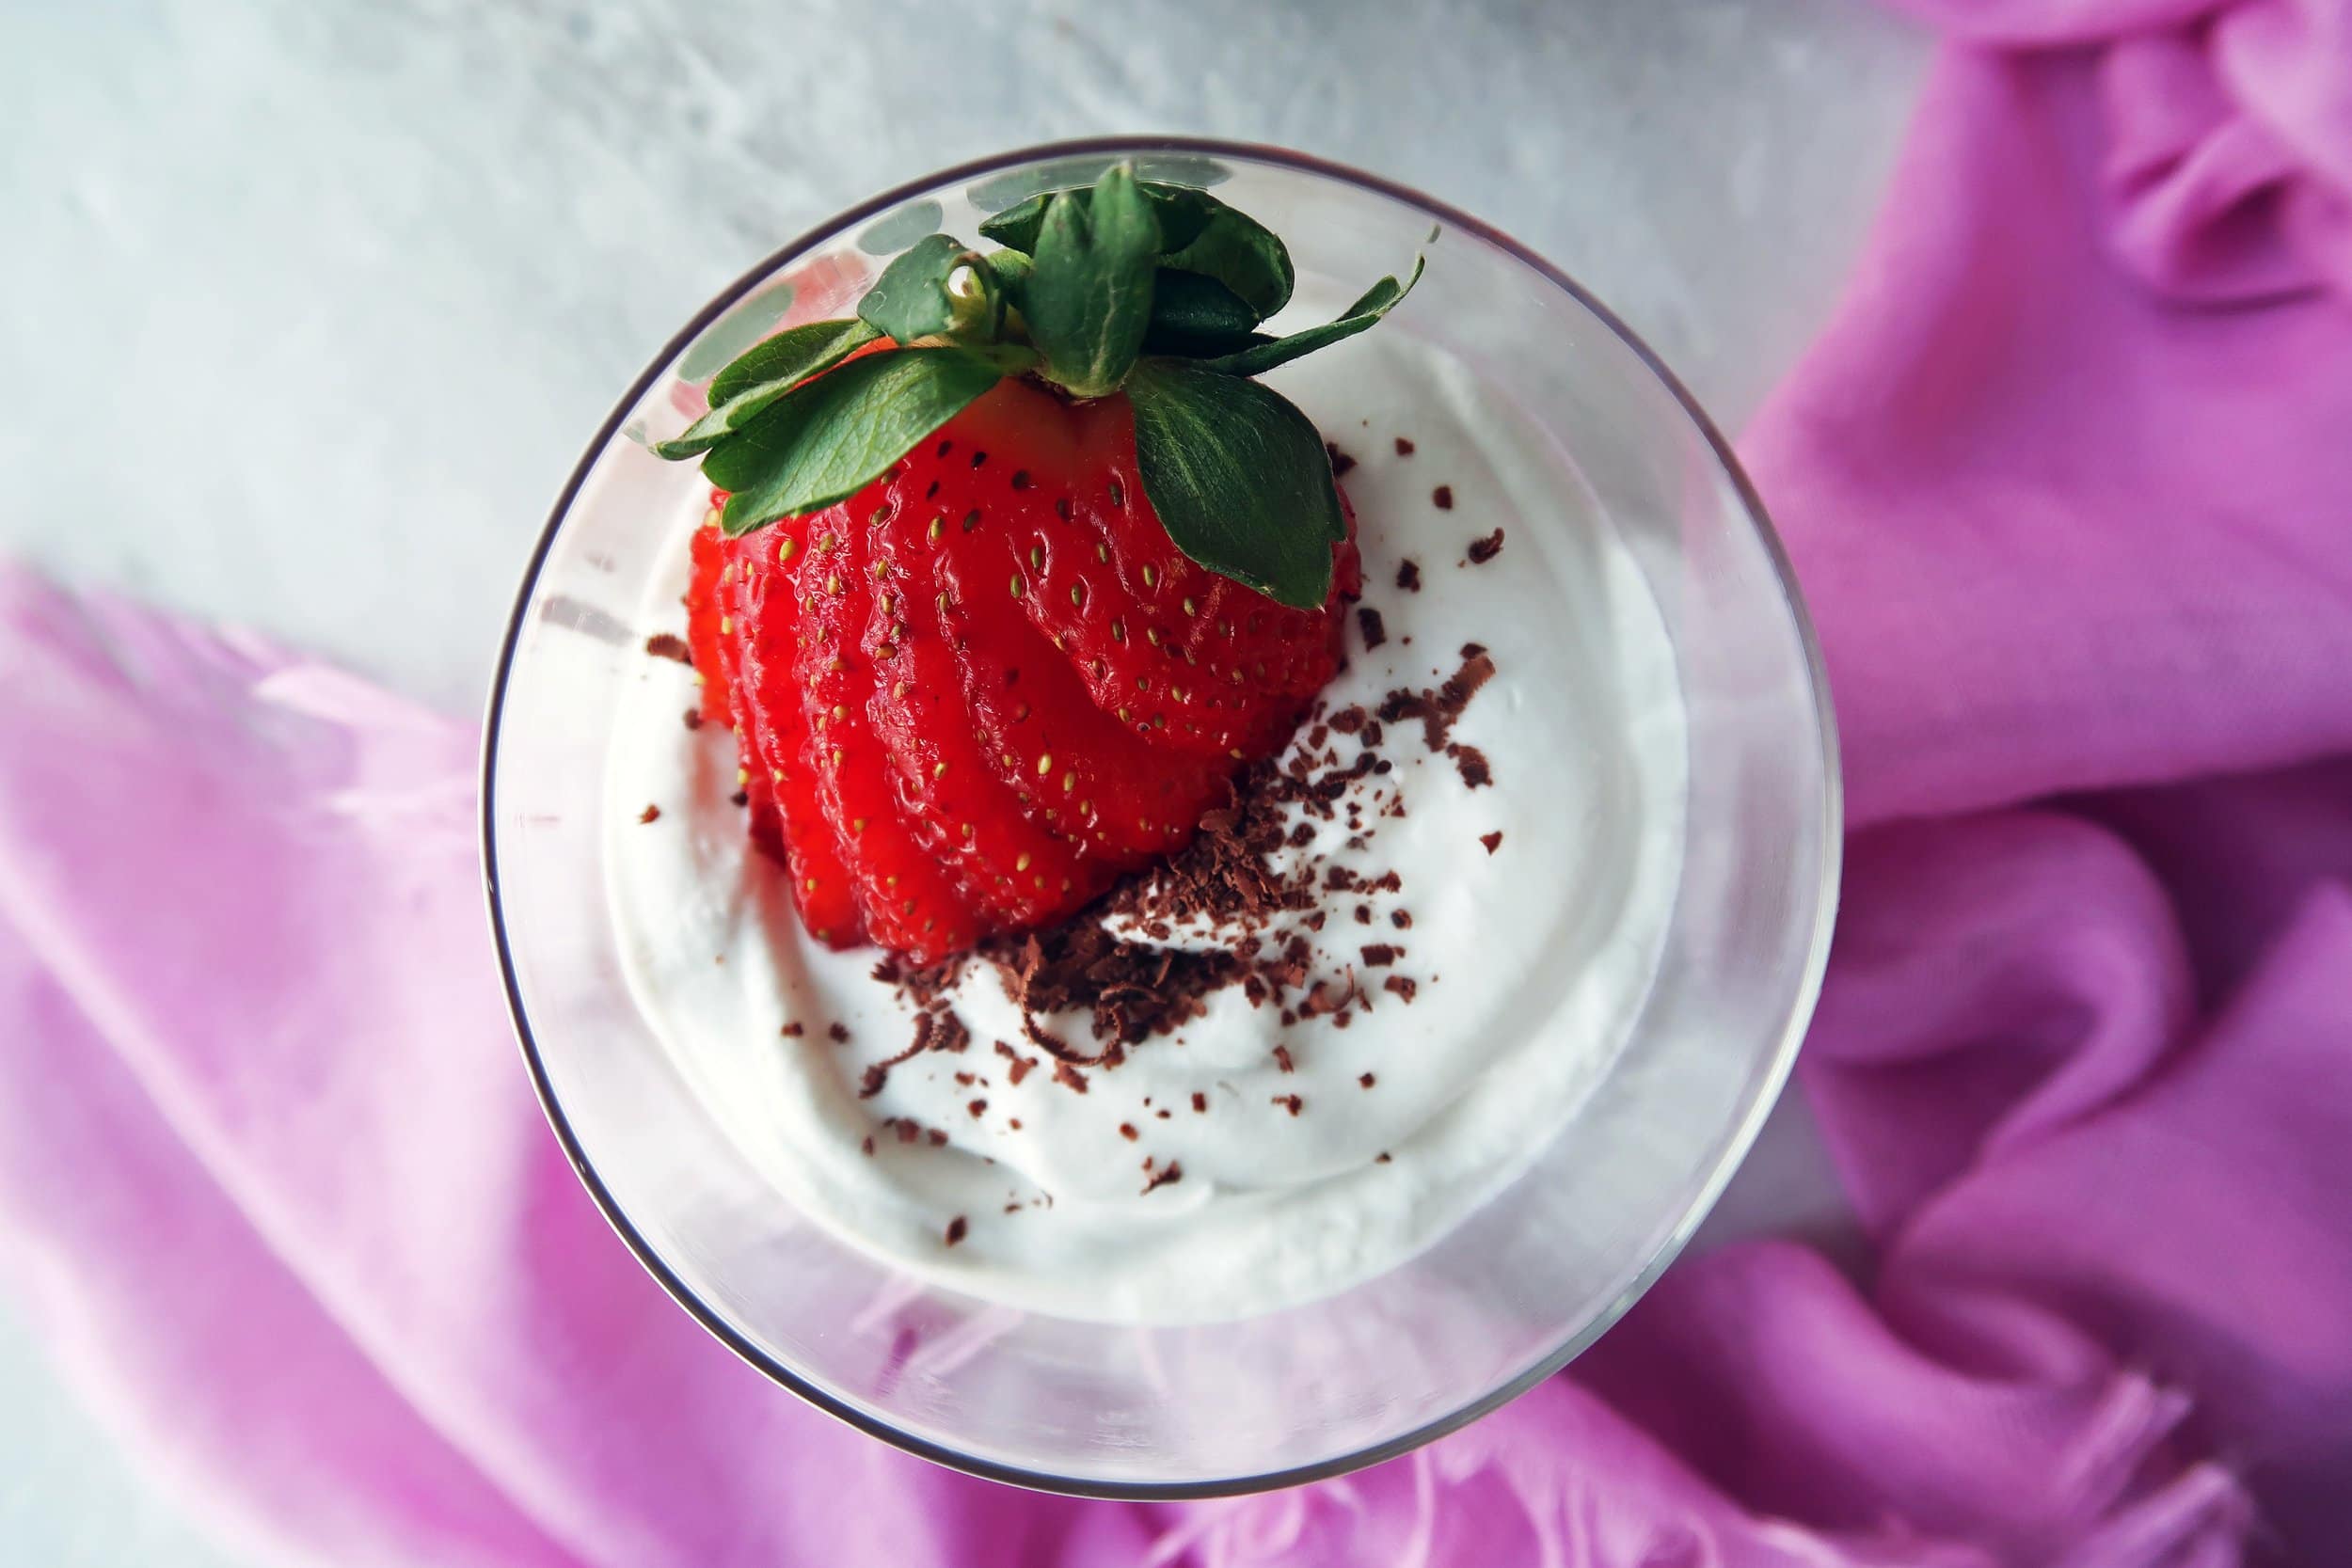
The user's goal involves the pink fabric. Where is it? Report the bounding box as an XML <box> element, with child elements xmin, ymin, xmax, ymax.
<box><xmin>6</xmin><ymin>2</ymin><xmax>2352</xmax><ymax>1563</ymax></box>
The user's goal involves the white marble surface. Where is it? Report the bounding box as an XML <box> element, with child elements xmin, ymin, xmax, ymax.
<box><xmin>0</xmin><ymin>0</ymin><xmax>1927</xmax><ymax>1560</ymax></box>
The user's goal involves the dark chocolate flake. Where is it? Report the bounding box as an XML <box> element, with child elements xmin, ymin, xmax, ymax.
<box><xmin>644</xmin><ymin>632</ymin><xmax>693</xmax><ymax>665</ymax></box>
<box><xmin>1467</xmin><ymin>528</ymin><xmax>1503</xmax><ymax>563</ymax></box>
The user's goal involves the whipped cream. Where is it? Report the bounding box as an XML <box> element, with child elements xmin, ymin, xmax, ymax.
<box><xmin>604</xmin><ymin>329</ymin><xmax>1688</xmax><ymax>1324</ymax></box>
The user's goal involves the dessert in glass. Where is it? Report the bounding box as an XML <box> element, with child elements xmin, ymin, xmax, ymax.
<box><xmin>485</xmin><ymin>139</ymin><xmax>1837</xmax><ymax>1496</ymax></box>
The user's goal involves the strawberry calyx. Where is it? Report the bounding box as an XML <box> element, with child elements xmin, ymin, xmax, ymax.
<box><xmin>650</xmin><ymin>163</ymin><xmax>1421</xmax><ymax>611</ymax></box>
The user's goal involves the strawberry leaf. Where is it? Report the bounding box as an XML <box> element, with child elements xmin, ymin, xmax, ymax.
<box><xmin>982</xmin><ymin>248</ymin><xmax>1031</xmax><ymax>320</ymax></box>
<box><xmin>653</xmin><ymin>318</ymin><xmax>881</xmax><ymax>459</ymax></box>
<box><xmin>988</xmin><ymin>182</ymin><xmax>1289</xmax><ymax>321</ymax></box>
<box><xmin>857</xmin><ymin>233</ymin><xmax>981</xmax><ymax>345</ymax></box>
<box><xmin>1203</xmin><ymin>256</ymin><xmax>1422</xmax><ymax>378</ymax></box>
<box><xmin>1024</xmin><ymin>164</ymin><xmax>1160</xmax><ymax>399</ymax></box>
<box><xmin>978</xmin><ymin>181</ymin><xmax>1215</xmax><ymax>256</ymax></box>
<box><xmin>1159</xmin><ymin>206</ymin><xmax>1295</xmax><ymax>320</ymax></box>
<box><xmin>1127</xmin><ymin>356</ymin><xmax>1344</xmax><ymax>610</ymax></box>
<box><xmin>1148</xmin><ymin>269</ymin><xmax>1258</xmax><ymax>341</ymax></box>
<box><xmin>703</xmin><ymin>349</ymin><xmax>1001</xmax><ymax>534</ymax></box>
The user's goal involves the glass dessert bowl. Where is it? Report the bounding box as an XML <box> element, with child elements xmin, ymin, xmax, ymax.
<box><xmin>485</xmin><ymin>138</ymin><xmax>1838</xmax><ymax>1497</ymax></box>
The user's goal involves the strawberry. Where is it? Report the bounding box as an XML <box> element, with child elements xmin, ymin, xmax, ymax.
<box><xmin>662</xmin><ymin>164</ymin><xmax>1419</xmax><ymax>961</ymax></box>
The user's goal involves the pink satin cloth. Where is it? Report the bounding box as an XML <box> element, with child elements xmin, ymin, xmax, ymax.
<box><xmin>5</xmin><ymin>2</ymin><xmax>2350</xmax><ymax>1563</ymax></box>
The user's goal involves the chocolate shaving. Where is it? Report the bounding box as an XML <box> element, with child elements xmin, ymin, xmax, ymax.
<box><xmin>1382</xmin><ymin>975</ymin><xmax>1419</xmax><ymax>1003</ymax></box>
<box><xmin>859</xmin><ymin>1041</ymin><xmax>924</xmax><ymax>1099</ymax></box>
<box><xmin>1273</xmin><ymin>1044</ymin><xmax>1295</xmax><ymax>1073</ymax></box>
<box><xmin>682</xmin><ymin>707</ymin><xmax>705</xmax><ymax>731</ymax></box>
<box><xmin>944</xmin><ymin>1215</ymin><xmax>967</xmax><ymax>1246</ymax></box>
<box><xmin>993</xmin><ymin>1040</ymin><xmax>1037</xmax><ymax>1085</ymax></box>
<box><xmin>1393</xmin><ymin>436</ymin><xmax>1415</xmax><ymax>456</ymax></box>
<box><xmin>638</xmin><ymin>803</ymin><xmax>661</xmax><ymax>824</ymax></box>
<box><xmin>1119</xmin><ymin>1122</ymin><xmax>1138</xmax><ymax>1141</ymax></box>
<box><xmin>1395</xmin><ymin>559</ymin><xmax>1422</xmax><ymax>593</ymax></box>
<box><xmin>1191</xmin><ymin>1091</ymin><xmax>1208</xmax><ymax>1113</ymax></box>
<box><xmin>1359</xmin><ymin>1072</ymin><xmax>1376</xmax><ymax>1088</ymax></box>
<box><xmin>1356</xmin><ymin>607</ymin><xmax>1387</xmax><ymax>650</ymax></box>
<box><xmin>1272</xmin><ymin>1093</ymin><xmax>1303</xmax><ymax>1117</ymax></box>
<box><xmin>828</xmin><ymin>1022</ymin><xmax>850</xmax><ymax>1044</ymax></box>
<box><xmin>1360</xmin><ymin>943</ymin><xmax>1400</xmax><ymax>967</ymax></box>
<box><xmin>1326</xmin><ymin>441</ymin><xmax>1358</xmax><ymax>478</ymax></box>
<box><xmin>1480</xmin><ymin>830</ymin><xmax>1503</xmax><ymax>854</ymax></box>
<box><xmin>781</xmin><ymin>1022</ymin><xmax>804</xmax><ymax>1038</ymax></box>
<box><xmin>644</xmin><ymin>632</ymin><xmax>693</xmax><ymax>665</ymax></box>
<box><xmin>1467</xmin><ymin>528</ymin><xmax>1503</xmax><ymax>563</ymax></box>
<box><xmin>1141</xmin><ymin>1160</ymin><xmax>1184</xmax><ymax>1195</ymax></box>
<box><xmin>1432</xmin><ymin>485</ymin><xmax>1454</xmax><ymax>511</ymax></box>
<box><xmin>997</xmin><ymin>927</ymin><xmax>1233</xmax><ymax>1054</ymax></box>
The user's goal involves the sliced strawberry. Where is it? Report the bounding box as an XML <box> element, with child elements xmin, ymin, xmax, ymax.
<box><xmin>787</xmin><ymin>503</ymin><xmax>983</xmax><ymax>962</ymax></box>
<box><xmin>685</xmin><ymin>507</ymin><xmax>790</xmax><ymax>875</ymax></box>
<box><xmin>660</xmin><ymin>168</ymin><xmax>1409</xmax><ymax>966</ymax></box>
<box><xmin>865</xmin><ymin>484</ymin><xmax>1101</xmax><ymax>924</ymax></box>
<box><xmin>723</xmin><ymin>516</ymin><xmax>867</xmax><ymax>947</ymax></box>
<box><xmin>683</xmin><ymin>512</ymin><xmax>739</xmax><ymax>727</ymax></box>
<box><xmin>930</xmin><ymin>527</ymin><xmax>1231</xmax><ymax>860</ymax></box>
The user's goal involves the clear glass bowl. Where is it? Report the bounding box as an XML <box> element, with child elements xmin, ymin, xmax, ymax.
<box><xmin>484</xmin><ymin>138</ymin><xmax>1838</xmax><ymax>1497</ymax></box>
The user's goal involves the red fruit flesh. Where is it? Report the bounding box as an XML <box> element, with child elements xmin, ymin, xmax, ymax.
<box><xmin>685</xmin><ymin>513</ymin><xmax>788</xmax><ymax>863</ymax></box>
<box><xmin>680</xmin><ymin>370</ymin><xmax>1355</xmax><ymax>961</ymax></box>
<box><xmin>723</xmin><ymin>515</ymin><xmax>867</xmax><ymax>947</ymax></box>
<box><xmin>867</xmin><ymin>501</ymin><xmax>1102</xmax><ymax>925</ymax></box>
<box><xmin>785</xmin><ymin>516</ymin><xmax>984</xmax><ymax>962</ymax></box>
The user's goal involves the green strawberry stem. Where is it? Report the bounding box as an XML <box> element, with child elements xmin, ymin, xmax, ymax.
<box><xmin>654</xmin><ymin>161</ymin><xmax>1422</xmax><ymax>610</ymax></box>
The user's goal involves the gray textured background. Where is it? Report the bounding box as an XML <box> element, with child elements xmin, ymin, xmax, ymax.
<box><xmin>0</xmin><ymin>1</ymin><xmax>1926</xmax><ymax>1560</ymax></box>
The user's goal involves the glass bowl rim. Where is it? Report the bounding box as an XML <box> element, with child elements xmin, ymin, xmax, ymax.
<box><xmin>481</xmin><ymin>133</ymin><xmax>1844</xmax><ymax>1500</ymax></box>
